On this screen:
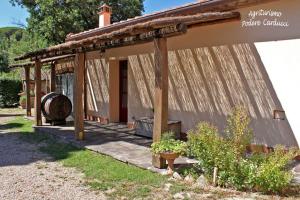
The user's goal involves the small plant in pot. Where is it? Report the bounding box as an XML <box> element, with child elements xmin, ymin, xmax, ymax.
<box><xmin>151</xmin><ymin>131</ymin><xmax>187</xmax><ymax>174</ymax></box>
<box><xmin>19</xmin><ymin>95</ymin><xmax>27</xmax><ymax>109</ymax></box>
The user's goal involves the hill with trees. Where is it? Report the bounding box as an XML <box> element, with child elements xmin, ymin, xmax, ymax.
<box><xmin>0</xmin><ymin>27</ymin><xmax>24</xmax><ymax>72</ymax></box>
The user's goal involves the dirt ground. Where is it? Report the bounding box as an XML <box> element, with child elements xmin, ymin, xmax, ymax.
<box><xmin>0</xmin><ymin>115</ymin><xmax>106</xmax><ymax>200</ymax></box>
<box><xmin>0</xmin><ymin>110</ymin><xmax>299</xmax><ymax>200</ymax></box>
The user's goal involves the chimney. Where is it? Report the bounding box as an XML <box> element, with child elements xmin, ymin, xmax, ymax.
<box><xmin>99</xmin><ymin>4</ymin><xmax>112</xmax><ymax>28</ymax></box>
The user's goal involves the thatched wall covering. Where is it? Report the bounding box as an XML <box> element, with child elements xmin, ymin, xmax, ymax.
<box><xmin>85</xmin><ymin>59</ymin><xmax>109</xmax><ymax>118</ymax></box>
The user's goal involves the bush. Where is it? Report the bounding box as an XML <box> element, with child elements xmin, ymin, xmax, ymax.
<box><xmin>187</xmin><ymin>107</ymin><xmax>299</xmax><ymax>194</ymax></box>
<box><xmin>225</xmin><ymin>106</ymin><xmax>253</xmax><ymax>158</ymax></box>
<box><xmin>187</xmin><ymin>122</ymin><xmax>235</xmax><ymax>177</ymax></box>
<box><xmin>0</xmin><ymin>72</ymin><xmax>22</xmax><ymax>108</ymax></box>
<box><xmin>255</xmin><ymin>146</ymin><xmax>298</xmax><ymax>193</ymax></box>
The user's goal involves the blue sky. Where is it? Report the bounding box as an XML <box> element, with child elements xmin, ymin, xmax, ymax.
<box><xmin>0</xmin><ymin>0</ymin><xmax>195</xmax><ymax>28</ymax></box>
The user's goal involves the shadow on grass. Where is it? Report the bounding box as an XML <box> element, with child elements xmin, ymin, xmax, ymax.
<box><xmin>0</xmin><ymin>114</ymin><xmax>24</xmax><ymax>117</ymax></box>
<box><xmin>0</xmin><ymin>122</ymin><xmax>24</xmax><ymax>130</ymax></box>
<box><xmin>20</xmin><ymin>131</ymin><xmax>82</xmax><ymax>161</ymax></box>
<box><xmin>0</xmin><ymin>116</ymin><xmax>81</xmax><ymax>167</ymax></box>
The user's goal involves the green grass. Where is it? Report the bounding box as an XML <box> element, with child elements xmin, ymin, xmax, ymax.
<box><xmin>41</xmin><ymin>142</ymin><xmax>167</xmax><ymax>198</ymax></box>
<box><xmin>5</xmin><ymin>116</ymin><xmax>298</xmax><ymax>199</ymax></box>
<box><xmin>1</xmin><ymin>116</ymin><xmax>32</xmax><ymax>132</ymax></box>
<box><xmin>6</xmin><ymin>117</ymin><xmax>170</xmax><ymax>199</ymax></box>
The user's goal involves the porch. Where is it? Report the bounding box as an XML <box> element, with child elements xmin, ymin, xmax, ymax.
<box><xmin>34</xmin><ymin>120</ymin><xmax>197</xmax><ymax>174</ymax></box>
<box><xmin>12</xmin><ymin>11</ymin><xmax>243</xmax><ymax>168</ymax></box>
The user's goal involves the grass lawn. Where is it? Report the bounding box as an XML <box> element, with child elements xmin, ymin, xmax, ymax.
<box><xmin>4</xmin><ymin>115</ymin><xmax>299</xmax><ymax>199</ymax></box>
<box><xmin>5</xmin><ymin>117</ymin><xmax>187</xmax><ymax>199</ymax></box>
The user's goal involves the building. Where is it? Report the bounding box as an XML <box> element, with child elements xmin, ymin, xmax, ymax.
<box><xmin>15</xmin><ymin>0</ymin><xmax>300</xmax><ymax>158</ymax></box>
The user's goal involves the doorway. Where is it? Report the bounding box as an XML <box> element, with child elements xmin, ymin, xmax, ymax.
<box><xmin>119</xmin><ymin>60</ymin><xmax>128</xmax><ymax>123</ymax></box>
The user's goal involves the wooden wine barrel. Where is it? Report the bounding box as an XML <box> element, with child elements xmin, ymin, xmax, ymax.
<box><xmin>41</xmin><ymin>92</ymin><xmax>72</xmax><ymax>124</ymax></box>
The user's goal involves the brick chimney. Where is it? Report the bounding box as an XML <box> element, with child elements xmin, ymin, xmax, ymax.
<box><xmin>99</xmin><ymin>4</ymin><xmax>112</xmax><ymax>28</ymax></box>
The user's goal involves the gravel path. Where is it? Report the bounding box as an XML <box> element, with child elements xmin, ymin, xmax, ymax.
<box><xmin>0</xmin><ymin>116</ymin><xmax>106</xmax><ymax>200</ymax></box>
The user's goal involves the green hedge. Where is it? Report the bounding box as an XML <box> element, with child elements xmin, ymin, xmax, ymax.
<box><xmin>0</xmin><ymin>73</ymin><xmax>22</xmax><ymax>108</ymax></box>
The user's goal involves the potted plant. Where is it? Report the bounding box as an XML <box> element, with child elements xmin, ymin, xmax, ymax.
<box><xmin>19</xmin><ymin>90</ymin><xmax>35</xmax><ymax>109</ymax></box>
<box><xmin>151</xmin><ymin>132</ymin><xmax>187</xmax><ymax>174</ymax></box>
<box><xmin>19</xmin><ymin>95</ymin><xmax>27</xmax><ymax>109</ymax></box>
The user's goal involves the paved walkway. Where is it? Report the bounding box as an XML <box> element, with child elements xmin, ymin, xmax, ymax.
<box><xmin>35</xmin><ymin>120</ymin><xmax>300</xmax><ymax>182</ymax></box>
<box><xmin>35</xmin><ymin>121</ymin><xmax>197</xmax><ymax>174</ymax></box>
<box><xmin>0</xmin><ymin>116</ymin><xmax>106</xmax><ymax>200</ymax></box>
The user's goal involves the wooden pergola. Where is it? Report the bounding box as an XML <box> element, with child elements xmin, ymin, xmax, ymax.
<box><xmin>13</xmin><ymin>12</ymin><xmax>240</xmax><ymax>167</ymax></box>
<box><xmin>10</xmin><ymin>55</ymin><xmax>75</xmax><ymax>121</ymax></box>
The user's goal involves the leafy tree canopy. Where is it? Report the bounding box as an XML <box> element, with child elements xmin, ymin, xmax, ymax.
<box><xmin>0</xmin><ymin>27</ymin><xmax>25</xmax><ymax>72</ymax></box>
<box><xmin>8</xmin><ymin>31</ymin><xmax>48</xmax><ymax>64</ymax></box>
<box><xmin>0</xmin><ymin>26</ymin><xmax>48</xmax><ymax>72</ymax></box>
<box><xmin>10</xmin><ymin>0</ymin><xmax>145</xmax><ymax>44</ymax></box>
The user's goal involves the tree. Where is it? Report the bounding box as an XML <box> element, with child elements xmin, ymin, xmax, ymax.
<box><xmin>8</xmin><ymin>31</ymin><xmax>48</xmax><ymax>65</ymax></box>
<box><xmin>0</xmin><ymin>38</ymin><xmax>9</xmax><ymax>72</ymax></box>
<box><xmin>0</xmin><ymin>27</ymin><xmax>24</xmax><ymax>72</ymax></box>
<box><xmin>10</xmin><ymin>0</ymin><xmax>145</xmax><ymax>44</ymax></box>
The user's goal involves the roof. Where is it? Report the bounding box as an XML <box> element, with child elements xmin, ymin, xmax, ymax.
<box><xmin>14</xmin><ymin>0</ymin><xmax>277</xmax><ymax>62</ymax></box>
<box><xmin>15</xmin><ymin>12</ymin><xmax>240</xmax><ymax>61</ymax></box>
<box><xmin>66</xmin><ymin>0</ymin><xmax>277</xmax><ymax>42</ymax></box>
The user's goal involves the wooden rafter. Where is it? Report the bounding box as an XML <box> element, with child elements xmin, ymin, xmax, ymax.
<box><xmin>67</xmin><ymin>0</ymin><xmax>276</xmax><ymax>42</ymax></box>
<box><xmin>9</xmin><ymin>54</ymin><xmax>75</xmax><ymax>69</ymax></box>
<box><xmin>14</xmin><ymin>12</ymin><xmax>240</xmax><ymax>61</ymax></box>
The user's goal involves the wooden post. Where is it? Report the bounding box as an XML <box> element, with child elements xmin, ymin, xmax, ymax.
<box><xmin>50</xmin><ymin>63</ymin><xmax>56</xmax><ymax>92</ymax></box>
<box><xmin>73</xmin><ymin>53</ymin><xmax>85</xmax><ymax>140</ymax></box>
<box><xmin>34</xmin><ymin>60</ymin><xmax>42</xmax><ymax>126</ymax></box>
<box><xmin>25</xmin><ymin>66</ymin><xmax>31</xmax><ymax>117</ymax></box>
<box><xmin>83</xmin><ymin>63</ymin><xmax>88</xmax><ymax>119</ymax></box>
<box><xmin>213</xmin><ymin>167</ymin><xmax>218</xmax><ymax>186</ymax></box>
<box><xmin>109</xmin><ymin>59</ymin><xmax>120</xmax><ymax>123</ymax></box>
<box><xmin>153</xmin><ymin>37</ymin><xmax>169</xmax><ymax>141</ymax></box>
<box><xmin>152</xmin><ymin>37</ymin><xmax>169</xmax><ymax>168</ymax></box>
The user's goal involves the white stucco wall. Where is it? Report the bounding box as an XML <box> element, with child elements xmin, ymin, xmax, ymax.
<box><xmin>255</xmin><ymin>39</ymin><xmax>300</xmax><ymax>147</ymax></box>
<box><xmin>85</xmin><ymin>58</ymin><xmax>109</xmax><ymax>117</ymax></box>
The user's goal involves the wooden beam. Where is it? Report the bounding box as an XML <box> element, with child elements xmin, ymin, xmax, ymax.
<box><xmin>84</xmin><ymin>62</ymin><xmax>87</xmax><ymax>119</ymax></box>
<box><xmin>50</xmin><ymin>63</ymin><xmax>56</xmax><ymax>92</ymax></box>
<box><xmin>152</xmin><ymin>37</ymin><xmax>169</xmax><ymax>168</ymax></box>
<box><xmin>153</xmin><ymin>37</ymin><xmax>169</xmax><ymax>142</ymax></box>
<box><xmin>73</xmin><ymin>53</ymin><xmax>85</xmax><ymax>140</ymax></box>
<box><xmin>34</xmin><ymin>60</ymin><xmax>42</xmax><ymax>126</ymax></box>
<box><xmin>10</xmin><ymin>54</ymin><xmax>75</xmax><ymax>69</ymax></box>
<box><xmin>15</xmin><ymin>23</ymin><xmax>188</xmax><ymax>61</ymax></box>
<box><xmin>25</xmin><ymin>67</ymin><xmax>31</xmax><ymax>117</ymax></box>
<box><xmin>66</xmin><ymin>0</ymin><xmax>273</xmax><ymax>42</ymax></box>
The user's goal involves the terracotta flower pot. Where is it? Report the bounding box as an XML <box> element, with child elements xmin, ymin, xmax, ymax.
<box><xmin>160</xmin><ymin>152</ymin><xmax>179</xmax><ymax>175</ymax></box>
<box><xmin>20</xmin><ymin>99</ymin><xmax>26</xmax><ymax>109</ymax></box>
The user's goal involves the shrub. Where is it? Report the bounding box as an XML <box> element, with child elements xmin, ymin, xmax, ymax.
<box><xmin>151</xmin><ymin>131</ymin><xmax>187</xmax><ymax>155</ymax></box>
<box><xmin>225</xmin><ymin>106</ymin><xmax>253</xmax><ymax>158</ymax></box>
<box><xmin>187</xmin><ymin>122</ymin><xmax>236</xmax><ymax>178</ymax></box>
<box><xmin>187</xmin><ymin>107</ymin><xmax>299</xmax><ymax>193</ymax></box>
<box><xmin>255</xmin><ymin>146</ymin><xmax>299</xmax><ymax>193</ymax></box>
<box><xmin>0</xmin><ymin>72</ymin><xmax>22</xmax><ymax>108</ymax></box>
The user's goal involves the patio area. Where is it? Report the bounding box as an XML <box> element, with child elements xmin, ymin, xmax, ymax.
<box><xmin>34</xmin><ymin>120</ymin><xmax>197</xmax><ymax>174</ymax></box>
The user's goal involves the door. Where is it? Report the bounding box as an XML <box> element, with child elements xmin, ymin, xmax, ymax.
<box><xmin>119</xmin><ymin>60</ymin><xmax>128</xmax><ymax>123</ymax></box>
